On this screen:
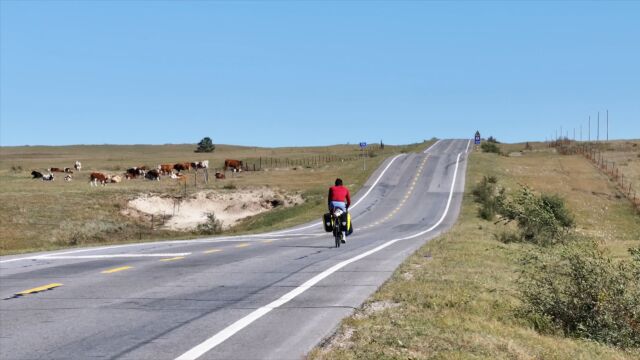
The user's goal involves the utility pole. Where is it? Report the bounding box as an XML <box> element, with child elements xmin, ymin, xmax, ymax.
<box><xmin>560</xmin><ymin>126</ymin><xmax>563</xmax><ymax>140</ymax></box>
<box><xmin>573</xmin><ymin>128</ymin><xmax>576</xmax><ymax>141</ymax></box>
<box><xmin>597</xmin><ymin>111</ymin><xmax>600</xmax><ymax>142</ymax></box>
<box><xmin>607</xmin><ymin>109</ymin><xmax>609</xmax><ymax>141</ymax></box>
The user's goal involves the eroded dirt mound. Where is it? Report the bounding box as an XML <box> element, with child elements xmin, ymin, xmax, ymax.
<box><xmin>124</xmin><ymin>188</ymin><xmax>302</xmax><ymax>231</ymax></box>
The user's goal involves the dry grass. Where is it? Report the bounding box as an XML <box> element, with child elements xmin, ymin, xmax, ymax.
<box><xmin>309</xmin><ymin>144</ymin><xmax>640</xmax><ymax>359</ymax></box>
<box><xmin>0</xmin><ymin>142</ymin><xmax>428</xmax><ymax>255</ymax></box>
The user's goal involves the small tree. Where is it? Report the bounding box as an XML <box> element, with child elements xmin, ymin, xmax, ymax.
<box><xmin>195</xmin><ymin>137</ymin><xmax>215</xmax><ymax>153</ymax></box>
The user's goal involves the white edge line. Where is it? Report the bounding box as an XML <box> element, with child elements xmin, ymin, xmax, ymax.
<box><xmin>465</xmin><ymin>139</ymin><xmax>471</xmax><ymax>153</ymax></box>
<box><xmin>423</xmin><ymin>139</ymin><xmax>442</xmax><ymax>153</ymax></box>
<box><xmin>269</xmin><ymin>153</ymin><xmax>405</xmax><ymax>234</ymax></box>
<box><xmin>0</xmin><ymin>153</ymin><xmax>406</xmax><ymax>264</ymax></box>
<box><xmin>174</xmin><ymin>152</ymin><xmax>463</xmax><ymax>360</ymax></box>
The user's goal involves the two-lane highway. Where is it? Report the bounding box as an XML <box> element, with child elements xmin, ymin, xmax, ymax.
<box><xmin>0</xmin><ymin>139</ymin><xmax>470</xmax><ymax>359</ymax></box>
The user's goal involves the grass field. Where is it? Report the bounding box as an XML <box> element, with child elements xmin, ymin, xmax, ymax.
<box><xmin>0</xmin><ymin>141</ymin><xmax>429</xmax><ymax>255</ymax></box>
<box><xmin>309</xmin><ymin>142</ymin><xmax>640</xmax><ymax>359</ymax></box>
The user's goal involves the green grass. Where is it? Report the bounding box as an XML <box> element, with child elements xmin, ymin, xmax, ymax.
<box><xmin>309</xmin><ymin>149</ymin><xmax>640</xmax><ymax>359</ymax></box>
<box><xmin>0</xmin><ymin>141</ymin><xmax>431</xmax><ymax>255</ymax></box>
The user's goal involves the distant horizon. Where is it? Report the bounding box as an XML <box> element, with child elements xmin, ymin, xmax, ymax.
<box><xmin>2</xmin><ymin>136</ymin><xmax>638</xmax><ymax>149</ymax></box>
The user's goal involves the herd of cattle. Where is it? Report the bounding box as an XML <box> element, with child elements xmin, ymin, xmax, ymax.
<box><xmin>30</xmin><ymin>159</ymin><xmax>246</xmax><ymax>186</ymax></box>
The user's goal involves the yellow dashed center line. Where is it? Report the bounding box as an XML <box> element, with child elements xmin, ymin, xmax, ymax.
<box><xmin>160</xmin><ymin>256</ymin><xmax>184</xmax><ymax>262</ymax></box>
<box><xmin>364</xmin><ymin>155</ymin><xmax>429</xmax><ymax>229</ymax></box>
<box><xmin>203</xmin><ymin>249</ymin><xmax>222</xmax><ymax>254</ymax></box>
<box><xmin>101</xmin><ymin>266</ymin><xmax>132</xmax><ymax>274</ymax></box>
<box><xmin>16</xmin><ymin>283</ymin><xmax>63</xmax><ymax>296</ymax></box>
<box><xmin>235</xmin><ymin>243</ymin><xmax>250</xmax><ymax>248</ymax></box>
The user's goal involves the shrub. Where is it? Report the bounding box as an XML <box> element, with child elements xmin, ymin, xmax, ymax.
<box><xmin>472</xmin><ymin>176</ymin><xmax>503</xmax><ymax>220</ymax></box>
<box><xmin>487</xmin><ymin>136</ymin><xmax>500</xmax><ymax>144</ymax></box>
<box><xmin>518</xmin><ymin>241</ymin><xmax>640</xmax><ymax>348</ymax></box>
<box><xmin>497</xmin><ymin>186</ymin><xmax>574</xmax><ymax>246</ymax></box>
<box><xmin>481</xmin><ymin>142</ymin><xmax>501</xmax><ymax>154</ymax></box>
<box><xmin>197</xmin><ymin>213</ymin><xmax>223</xmax><ymax>234</ymax></box>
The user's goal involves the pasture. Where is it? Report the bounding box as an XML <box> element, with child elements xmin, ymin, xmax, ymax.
<box><xmin>0</xmin><ymin>141</ymin><xmax>427</xmax><ymax>255</ymax></box>
<box><xmin>310</xmin><ymin>141</ymin><xmax>640</xmax><ymax>360</ymax></box>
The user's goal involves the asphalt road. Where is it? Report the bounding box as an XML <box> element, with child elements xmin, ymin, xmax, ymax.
<box><xmin>0</xmin><ymin>139</ymin><xmax>471</xmax><ymax>360</ymax></box>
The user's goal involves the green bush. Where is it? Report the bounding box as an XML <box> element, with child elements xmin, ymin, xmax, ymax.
<box><xmin>518</xmin><ymin>241</ymin><xmax>640</xmax><ymax>348</ymax></box>
<box><xmin>481</xmin><ymin>142</ymin><xmax>501</xmax><ymax>154</ymax></box>
<box><xmin>197</xmin><ymin>213</ymin><xmax>223</xmax><ymax>234</ymax></box>
<box><xmin>472</xmin><ymin>176</ymin><xmax>503</xmax><ymax>220</ymax></box>
<box><xmin>497</xmin><ymin>186</ymin><xmax>574</xmax><ymax>246</ymax></box>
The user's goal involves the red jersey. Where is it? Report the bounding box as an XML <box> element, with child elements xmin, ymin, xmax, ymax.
<box><xmin>328</xmin><ymin>185</ymin><xmax>351</xmax><ymax>207</ymax></box>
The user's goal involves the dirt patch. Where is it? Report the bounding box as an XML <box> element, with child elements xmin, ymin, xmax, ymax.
<box><xmin>354</xmin><ymin>300</ymin><xmax>401</xmax><ymax>320</ymax></box>
<box><xmin>123</xmin><ymin>188</ymin><xmax>302</xmax><ymax>231</ymax></box>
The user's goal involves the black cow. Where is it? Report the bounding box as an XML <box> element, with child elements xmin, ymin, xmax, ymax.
<box><xmin>145</xmin><ymin>169</ymin><xmax>160</xmax><ymax>181</ymax></box>
<box><xmin>31</xmin><ymin>170</ymin><xmax>44</xmax><ymax>179</ymax></box>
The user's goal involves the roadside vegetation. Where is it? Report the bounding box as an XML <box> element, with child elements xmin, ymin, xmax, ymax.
<box><xmin>310</xmin><ymin>141</ymin><xmax>640</xmax><ymax>359</ymax></box>
<box><xmin>0</xmin><ymin>141</ymin><xmax>429</xmax><ymax>255</ymax></box>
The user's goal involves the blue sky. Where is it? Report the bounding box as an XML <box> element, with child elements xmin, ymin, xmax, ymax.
<box><xmin>1</xmin><ymin>1</ymin><xmax>638</xmax><ymax>147</ymax></box>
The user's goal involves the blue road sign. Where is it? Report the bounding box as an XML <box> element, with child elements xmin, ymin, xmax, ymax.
<box><xmin>359</xmin><ymin>142</ymin><xmax>367</xmax><ymax>148</ymax></box>
<box><xmin>475</xmin><ymin>136</ymin><xmax>481</xmax><ymax>145</ymax></box>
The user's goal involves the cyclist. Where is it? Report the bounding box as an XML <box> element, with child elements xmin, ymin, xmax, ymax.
<box><xmin>328</xmin><ymin>178</ymin><xmax>351</xmax><ymax>243</ymax></box>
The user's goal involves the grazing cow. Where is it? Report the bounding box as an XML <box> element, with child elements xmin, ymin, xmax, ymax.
<box><xmin>64</xmin><ymin>174</ymin><xmax>73</xmax><ymax>182</ymax></box>
<box><xmin>89</xmin><ymin>172</ymin><xmax>109</xmax><ymax>186</ymax></box>
<box><xmin>31</xmin><ymin>170</ymin><xmax>44</xmax><ymax>179</ymax></box>
<box><xmin>48</xmin><ymin>167</ymin><xmax>64</xmax><ymax>173</ymax></box>
<box><xmin>215</xmin><ymin>172</ymin><xmax>225</xmax><ymax>179</ymax></box>
<box><xmin>224</xmin><ymin>159</ymin><xmax>243</xmax><ymax>172</ymax></box>
<box><xmin>64</xmin><ymin>168</ymin><xmax>74</xmax><ymax>174</ymax></box>
<box><xmin>42</xmin><ymin>173</ymin><xmax>54</xmax><ymax>181</ymax></box>
<box><xmin>157</xmin><ymin>164</ymin><xmax>173</xmax><ymax>175</ymax></box>
<box><xmin>125</xmin><ymin>167</ymin><xmax>146</xmax><ymax>179</ymax></box>
<box><xmin>74</xmin><ymin>161</ymin><xmax>82</xmax><ymax>171</ymax></box>
<box><xmin>191</xmin><ymin>160</ymin><xmax>209</xmax><ymax>170</ymax></box>
<box><xmin>173</xmin><ymin>162</ymin><xmax>191</xmax><ymax>173</ymax></box>
<box><xmin>110</xmin><ymin>175</ymin><xmax>122</xmax><ymax>183</ymax></box>
<box><xmin>170</xmin><ymin>173</ymin><xmax>186</xmax><ymax>180</ymax></box>
<box><xmin>145</xmin><ymin>169</ymin><xmax>160</xmax><ymax>181</ymax></box>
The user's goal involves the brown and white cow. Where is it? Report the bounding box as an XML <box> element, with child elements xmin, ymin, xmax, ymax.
<box><xmin>74</xmin><ymin>161</ymin><xmax>82</xmax><ymax>171</ymax></box>
<box><xmin>173</xmin><ymin>162</ymin><xmax>191</xmax><ymax>173</ymax></box>
<box><xmin>214</xmin><ymin>172</ymin><xmax>225</xmax><ymax>179</ymax></box>
<box><xmin>224</xmin><ymin>159</ymin><xmax>243</xmax><ymax>172</ymax></box>
<box><xmin>89</xmin><ymin>172</ymin><xmax>109</xmax><ymax>186</ymax></box>
<box><xmin>109</xmin><ymin>175</ymin><xmax>122</xmax><ymax>183</ymax></box>
<box><xmin>64</xmin><ymin>167</ymin><xmax>74</xmax><ymax>173</ymax></box>
<box><xmin>157</xmin><ymin>164</ymin><xmax>173</xmax><ymax>175</ymax></box>
<box><xmin>48</xmin><ymin>167</ymin><xmax>64</xmax><ymax>173</ymax></box>
<box><xmin>64</xmin><ymin>174</ymin><xmax>73</xmax><ymax>182</ymax></box>
<box><xmin>191</xmin><ymin>160</ymin><xmax>209</xmax><ymax>170</ymax></box>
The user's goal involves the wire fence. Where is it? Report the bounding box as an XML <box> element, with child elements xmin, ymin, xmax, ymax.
<box><xmin>551</xmin><ymin>140</ymin><xmax>639</xmax><ymax>211</ymax></box>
